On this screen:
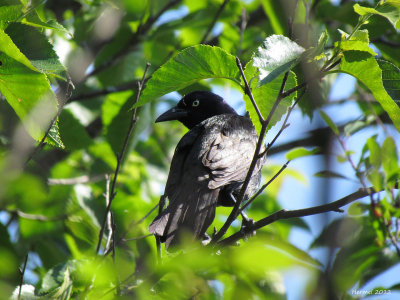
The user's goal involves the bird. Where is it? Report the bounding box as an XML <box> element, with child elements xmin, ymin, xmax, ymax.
<box><xmin>149</xmin><ymin>91</ymin><xmax>265</xmax><ymax>249</ymax></box>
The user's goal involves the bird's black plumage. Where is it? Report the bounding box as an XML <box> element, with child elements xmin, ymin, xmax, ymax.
<box><xmin>149</xmin><ymin>91</ymin><xmax>264</xmax><ymax>249</ymax></box>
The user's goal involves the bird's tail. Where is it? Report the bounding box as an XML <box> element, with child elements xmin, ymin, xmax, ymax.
<box><xmin>149</xmin><ymin>189</ymin><xmax>219</xmax><ymax>249</ymax></box>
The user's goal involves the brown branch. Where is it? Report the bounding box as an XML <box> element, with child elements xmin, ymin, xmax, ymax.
<box><xmin>237</xmin><ymin>8</ymin><xmax>248</xmax><ymax>57</ymax></box>
<box><xmin>104</xmin><ymin>174</ymin><xmax>113</xmax><ymax>252</ymax></box>
<box><xmin>18</xmin><ymin>252</ymin><xmax>29</xmax><ymax>300</ymax></box>
<box><xmin>219</xmin><ymin>186</ymin><xmax>379</xmax><ymax>246</ymax></box>
<box><xmin>5</xmin><ymin>209</ymin><xmax>68</xmax><ymax>222</ymax></box>
<box><xmin>236</xmin><ymin>57</ymin><xmax>264</xmax><ymax>123</ymax></box>
<box><xmin>264</xmin><ymin>87</ymin><xmax>306</xmax><ymax>156</ymax></box>
<box><xmin>200</xmin><ymin>0</ymin><xmax>230</xmax><ymax>44</ymax></box>
<box><xmin>68</xmin><ymin>81</ymin><xmax>138</xmax><ymax>103</ymax></box>
<box><xmin>240</xmin><ymin>160</ymin><xmax>291</xmax><ymax>212</ymax></box>
<box><xmin>48</xmin><ymin>174</ymin><xmax>105</xmax><ymax>185</ymax></box>
<box><xmin>117</xmin><ymin>203</ymin><xmax>159</xmax><ymax>246</ymax></box>
<box><xmin>96</xmin><ymin>63</ymin><xmax>150</xmax><ymax>254</ymax></box>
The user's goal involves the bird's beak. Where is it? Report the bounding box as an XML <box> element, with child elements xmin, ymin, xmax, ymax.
<box><xmin>155</xmin><ymin>106</ymin><xmax>188</xmax><ymax>123</ymax></box>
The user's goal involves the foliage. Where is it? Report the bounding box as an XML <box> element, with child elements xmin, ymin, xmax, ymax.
<box><xmin>0</xmin><ymin>0</ymin><xmax>400</xmax><ymax>299</ymax></box>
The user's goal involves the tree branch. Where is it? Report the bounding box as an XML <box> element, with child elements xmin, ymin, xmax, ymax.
<box><xmin>212</xmin><ymin>62</ymin><xmax>297</xmax><ymax>243</ymax></box>
<box><xmin>18</xmin><ymin>252</ymin><xmax>29</xmax><ymax>300</ymax></box>
<box><xmin>200</xmin><ymin>0</ymin><xmax>230</xmax><ymax>44</ymax></box>
<box><xmin>236</xmin><ymin>57</ymin><xmax>264</xmax><ymax>123</ymax></box>
<box><xmin>263</xmin><ymin>87</ymin><xmax>306</xmax><ymax>157</ymax></box>
<box><xmin>219</xmin><ymin>186</ymin><xmax>380</xmax><ymax>246</ymax></box>
<box><xmin>240</xmin><ymin>160</ymin><xmax>291</xmax><ymax>212</ymax></box>
<box><xmin>96</xmin><ymin>63</ymin><xmax>150</xmax><ymax>254</ymax></box>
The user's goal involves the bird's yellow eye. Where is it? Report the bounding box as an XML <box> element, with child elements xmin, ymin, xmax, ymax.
<box><xmin>192</xmin><ymin>99</ymin><xmax>200</xmax><ymax>107</ymax></box>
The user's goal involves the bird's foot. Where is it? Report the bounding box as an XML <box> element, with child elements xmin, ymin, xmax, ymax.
<box><xmin>241</xmin><ymin>214</ymin><xmax>256</xmax><ymax>242</ymax></box>
<box><xmin>201</xmin><ymin>233</ymin><xmax>211</xmax><ymax>246</ymax></box>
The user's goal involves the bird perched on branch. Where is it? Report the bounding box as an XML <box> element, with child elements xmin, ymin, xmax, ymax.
<box><xmin>149</xmin><ymin>91</ymin><xmax>265</xmax><ymax>249</ymax></box>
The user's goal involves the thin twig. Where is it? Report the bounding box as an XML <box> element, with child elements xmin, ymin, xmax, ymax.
<box><xmin>264</xmin><ymin>87</ymin><xmax>306</xmax><ymax>155</ymax></box>
<box><xmin>200</xmin><ymin>0</ymin><xmax>230</xmax><ymax>44</ymax></box>
<box><xmin>219</xmin><ymin>186</ymin><xmax>386</xmax><ymax>246</ymax></box>
<box><xmin>212</xmin><ymin>64</ymin><xmax>295</xmax><ymax>243</ymax></box>
<box><xmin>24</xmin><ymin>115</ymin><xmax>57</xmax><ymax>167</ymax></box>
<box><xmin>96</xmin><ymin>63</ymin><xmax>151</xmax><ymax>254</ymax></box>
<box><xmin>263</xmin><ymin>71</ymin><xmax>290</xmax><ymax>131</ymax></box>
<box><xmin>104</xmin><ymin>174</ymin><xmax>113</xmax><ymax>252</ymax></box>
<box><xmin>278</xmin><ymin>58</ymin><xmax>340</xmax><ymax>100</ymax></box>
<box><xmin>117</xmin><ymin>203</ymin><xmax>159</xmax><ymax>245</ymax></box>
<box><xmin>240</xmin><ymin>160</ymin><xmax>291</xmax><ymax>212</ymax></box>
<box><xmin>236</xmin><ymin>57</ymin><xmax>264</xmax><ymax>123</ymax></box>
<box><xmin>6</xmin><ymin>209</ymin><xmax>68</xmax><ymax>222</ymax></box>
<box><xmin>288</xmin><ymin>0</ymin><xmax>299</xmax><ymax>39</ymax></box>
<box><xmin>48</xmin><ymin>174</ymin><xmax>105</xmax><ymax>185</ymax></box>
<box><xmin>237</xmin><ymin>8</ymin><xmax>248</xmax><ymax>57</ymax></box>
<box><xmin>18</xmin><ymin>252</ymin><xmax>29</xmax><ymax>300</ymax></box>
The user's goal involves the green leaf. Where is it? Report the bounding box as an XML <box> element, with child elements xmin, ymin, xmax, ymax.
<box><xmin>367</xmin><ymin>137</ymin><xmax>381</xmax><ymax>168</ymax></box>
<box><xmin>58</xmin><ymin>109</ymin><xmax>92</xmax><ymax>151</ymax></box>
<box><xmin>0</xmin><ymin>53</ymin><xmax>59</xmax><ymax>141</ymax></box>
<box><xmin>39</xmin><ymin>261</ymin><xmax>75</xmax><ymax>298</ymax></box>
<box><xmin>354</xmin><ymin>2</ymin><xmax>400</xmax><ymax>30</ymax></box>
<box><xmin>304</xmin><ymin>29</ymin><xmax>329</xmax><ymax>61</ymax></box>
<box><xmin>244</xmin><ymin>61</ymin><xmax>297</xmax><ymax>133</ymax></box>
<box><xmin>0</xmin><ymin>28</ymin><xmax>37</xmax><ymax>71</ymax></box>
<box><xmin>286</xmin><ymin>147</ymin><xmax>321</xmax><ymax>160</ymax></box>
<box><xmin>135</xmin><ymin>45</ymin><xmax>240</xmax><ymax>108</ymax></box>
<box><xmin>319</xmin><ymin>110</ymin><xmax>339</xmax><ymax>135</ymax></box>
<box><xmin>314</xmin><ymin>170</ymin><xmax>349</xmax><ymax>180</ymax></box>
<box><xmin>22</xmin><ymin>14</ymin><xmax>72</xmax><ymax>37</ymax></box>
<box><xmin>337</xmin><ymin>40</ymin><xmax>377</xmax><ymax>56</ymax></box>
<box><xmin>0</xmin><ymin>5</ymin><xmax>23</xmax><ymax>29</ymax></box>
<box><xmin>377</xmin><ymin>59</ymin><xmax>400</xmax><ymax>106</ymax></box>
<box><xmin>5</xmin><ymin>23</ymin><xmax>68</xmax><ymax>80</ymax></box>
<box><xmin>260</xmin><ymin>0</ymin><xmax>287</xmax><ymax>35</ymax></box>
<box><xmin>381</xmin><ymin>136</ymin><xmax>399</xmax><ymax>183</ymax></box>
<box><xmin>348</xmin><ymin>202</ymin><xmax>369</xmax><ymax>216</ymax></box>
<box><xmin>310</xmin><ymin>218</ymin><xmax>362</xmax><ymax>248</ymax></box>
<box><xmin>47</xmin><ymin>118</ymin><xmax>65</xmax><ymax>149</ymax></box>
<box><xmin>339</xmin><ymin>48</ymin><xmax>400</xmax><ymax>132</ymax></box>
<box><xmin>252</xmin><ymin>35</ymin><xmax>305</xmax><ymax>86</ymax></box>
<box><xmin>368</xmin><ymin>169</ymin><xmax>384</xmax><ymax>191</ymax></box>
<box><xmin>102</xmin><ymin>90</ymin><xmax>135</xmax><ymax>154</ymax></box>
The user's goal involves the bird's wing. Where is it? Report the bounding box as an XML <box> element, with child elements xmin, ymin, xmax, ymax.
<box><xmin>201</xmin><ymin>115</ymin><xmax>262</xmax><ymax>190</ymax></box>
<box><xmin>149</xmin><ymin>123</ymin><xmax>219</xmax><ymax>248</ymax></box>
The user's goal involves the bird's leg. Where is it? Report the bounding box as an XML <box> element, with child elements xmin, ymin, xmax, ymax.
<box><xmin>228</xmin><ymin>193</ymin><xmax>255</xmax><ymax>238</ymax></box>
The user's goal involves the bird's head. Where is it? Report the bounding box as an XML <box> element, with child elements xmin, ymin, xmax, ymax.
<box><xmin>155</xmin><ymin>91</ymin><xmax>237</xmax><ymax>129</ymax></box>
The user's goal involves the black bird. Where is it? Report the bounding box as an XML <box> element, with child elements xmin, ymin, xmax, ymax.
<box><xmin>149</xmin><ymin>91</ymin><xmax>265</xmax><ymax>249</ymax></box>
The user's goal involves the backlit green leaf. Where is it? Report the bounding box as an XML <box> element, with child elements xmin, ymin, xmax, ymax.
<box><xmin>244</xmin><ymin>62</ymin><xmax>297</xmax><ymax>134</ymax></box>
<box><xmin>339</xmin><ymin>46</ymin><xmax>400</xmax><ymax>132</ymax></box>
<box><xmin>377</xmin><ymin>59</ymin><xmax>400</xmax><ymax>106</ymax></box>
<box><xmin>381</xmin><ymin>136</ymin><xmax>399</xmax><ymax>183</ymax></box>
<box><xmin>286</xmin><ymin>147</ymin><xmax>321</xmax><ymax>160</ymax></box>
<box><xmin>367</xmin><ymin>137</ymin><xmax>381</xmax><ymax>168</ymax></box>
<box><xmin>354</xmin><ymin>2</ymin><xmax>400</xmax><ymax>30</ymax></box>
<box><xmin>319</xmin><ymin>110</ymin><xmax>339</xmax><ymax>135</ymax></box>
<box><xmin>135</xmin><ymin>45</ymin><xmax>240</xmax><ymax>108</ymax></box>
